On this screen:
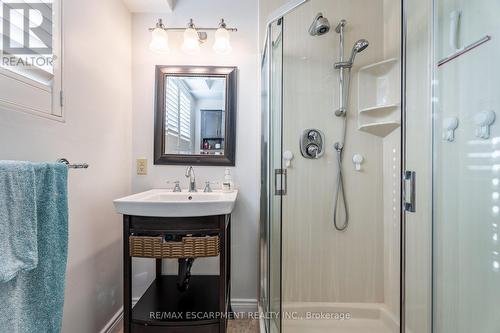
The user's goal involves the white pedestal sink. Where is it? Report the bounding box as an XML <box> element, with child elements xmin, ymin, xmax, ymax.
<box><xmin>113</xmin><ymin>189</ymin><xmax>238</xmax><ymax>217</ymax></box>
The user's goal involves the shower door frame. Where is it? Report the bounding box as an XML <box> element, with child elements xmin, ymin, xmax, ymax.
<box><xmin>260</xmin><ymin>2</ymin><xmax>309</xmax><ymax>332</ymax></box>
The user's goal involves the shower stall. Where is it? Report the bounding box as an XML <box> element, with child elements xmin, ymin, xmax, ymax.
<box><xmin>260</xmin><ymin>0</ymin><xmax>500</xmax><ymax>332</ymax></box>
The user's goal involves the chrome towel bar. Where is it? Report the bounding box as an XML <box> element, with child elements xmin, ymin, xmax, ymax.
<box><xmin>57</xmin><ymin>158</ymin><xmax>89</xmax><ymax>169</ymax></box>
<box><xmin>438</xmin><ymin>35</ymin><xmax>491</xmax><ymax>67</ymax></box>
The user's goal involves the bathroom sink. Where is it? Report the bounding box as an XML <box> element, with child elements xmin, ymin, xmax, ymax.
<box><xmin>113</xmin><ymin>189</ymin><xmax>238</xmax><ymax>217</ymax></box>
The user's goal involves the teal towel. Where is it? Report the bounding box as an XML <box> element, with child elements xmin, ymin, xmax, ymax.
<box><xmin>0</xmin><ymin>162</ymin><xmax>68</xmax><ymax>333</ymax></box>
<box><xmin>0</xmin><ymin>161</ymin><xmax>38</xmax><ymax>282</ymax></box>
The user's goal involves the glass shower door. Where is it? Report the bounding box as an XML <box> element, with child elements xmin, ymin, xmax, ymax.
<box><xmin>260</xmin><ymin>14</ymin><xmax>284</xmax><ymax>333</ymax></box>
<box><xmin>403</xmin><ymin>0</ymin><xmax>434</xmax><ymax>332</ymax></box>
<box><xmin>433</xmin><ymin>0</ymin><xmax>500</xmax><ymax>332</ymax></box>
<box><xmin>404</xmin><ymin>0</ymin><xmax>500</xmax><ymax>332</ymax></box>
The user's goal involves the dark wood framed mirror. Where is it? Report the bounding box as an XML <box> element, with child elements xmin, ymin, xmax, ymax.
<box><xmin>154</xmin><ymin>66</ymin><xmax>237</xmax><ymax>166</ymax></box>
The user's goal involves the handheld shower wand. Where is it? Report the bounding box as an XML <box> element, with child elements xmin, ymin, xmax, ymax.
<box><xmin>348</xmin><ymin>39</ymin><xmax>369</xmax><ymax>63</ymax></box>
<box><xmin>332</xmin><ymin>21</ymin><xmax>369</xmax><ymax>231</ymax></box>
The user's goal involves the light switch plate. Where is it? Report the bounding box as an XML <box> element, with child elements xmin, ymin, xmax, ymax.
<box><xmin>136</xmin><ymin>159</ymin><xmax>147</xmax><ymax>175</ymax></box>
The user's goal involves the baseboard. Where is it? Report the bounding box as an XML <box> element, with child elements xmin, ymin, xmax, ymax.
<box><xmin>231</xmin><ymin>298</ymin><xmax>258</xmax><ymax>314</ymax></box>
<box><xmin>99</xmin><ymin>308</ymin><xmax>123</xmax><ymax>333</ymax></box>
<box><xmin>100</xmin><ymin>298</ymin><xmax>139</xmax><ymax>333</ymax></box>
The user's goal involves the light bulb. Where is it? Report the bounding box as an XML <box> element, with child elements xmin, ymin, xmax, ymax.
<box><xmin>149</xmin><ymin>27</ymin><xmax>169</xmax><ymax>53</ymax></box>
<box><xmin>213</xmin><ymin>26</ymin><xmax>232</xmax><ymax>55</ymax></box>
<box><xmin>182</xmin><ymin>27</ymin><xmax>200</xmax><ymax>55</ymax></box>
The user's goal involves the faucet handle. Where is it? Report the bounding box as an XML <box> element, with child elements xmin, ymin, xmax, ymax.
<box><xmin>204</xmin><ymin>181</ymin><xmax>213</xmax><ymax>193</ymax></box>
<box><xmin>203</xmin><ymin>181</ymin><xmax>220</xmax><ymax>192</ymax></box>
<box><xmin>166</xmin><ymin>180</ymin><xmax>182</xmax><ymax>192</ymax></box>
<box><xmin>173</xmin><ymin>181</ymin><xmax>182</xmax><ymax>192</ymax></box>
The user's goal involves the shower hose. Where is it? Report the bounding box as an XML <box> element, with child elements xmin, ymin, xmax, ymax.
<box><xmin>333</xmin><ymin>68</ymin><xmax>351</xmax><ymax>231</ymax></box>
<box><xmin>334</xmin><ymin>142</ymin><xmax>349</xmax><ymax>231</ymax></box>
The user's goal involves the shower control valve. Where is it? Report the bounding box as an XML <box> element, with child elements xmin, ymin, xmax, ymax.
<box><xmin>300</xmin><ymin>129</ymin><xmax>325</xmax><ymax>159</ymax></box>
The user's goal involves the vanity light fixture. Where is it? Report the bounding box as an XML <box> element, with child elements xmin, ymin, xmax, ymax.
<box><xmin>149</xmin><ymin>19</ymin><xmax>169</xmax><ymax>53</ymax></box>
<box><xmin>213</xmin><ymin>19</ymin><xmax>232</xmax><ymax>55</ymax></box>
<box><xmin>182</xmin><ymin>19</ymin><xmax>202</xmax><ymax>55</ymax></box>
<box><xmin>148</xmin><ymin>18</ymin><xmax>237</xmax><ymax>55</ymax></box>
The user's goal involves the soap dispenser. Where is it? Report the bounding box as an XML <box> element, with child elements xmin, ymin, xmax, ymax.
<box><xmin>222</xmin><ymin>168</ymin><xmax>234</xmax><ymax>192</ymax></box>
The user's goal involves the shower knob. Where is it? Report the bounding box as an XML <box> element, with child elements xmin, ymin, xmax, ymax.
<box><xmin>308</xmin><ymin>130</ymin><xmax>319</xmax><ymax>141</ymax></box>
<box><xmin>306</xmin><ymin>144</ymin><xmax>320</xmax><ymax>158</ymax></box>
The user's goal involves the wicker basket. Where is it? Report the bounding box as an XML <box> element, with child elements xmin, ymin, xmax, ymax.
<box><xmin>129</xmin><ymin>235</ymin><xmax>220</xmax><ymax>258</ymax></box>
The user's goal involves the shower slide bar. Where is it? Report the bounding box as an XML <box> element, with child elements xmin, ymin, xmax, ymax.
<box><xmin>57</xmin><ymin>158</ymin><xmax>89</xmax><ymax>169</ymax></box>
<box><xmin>438</xmin><ymin>35</ymin><xmax>491</xmax><ymax>67</ymax></box>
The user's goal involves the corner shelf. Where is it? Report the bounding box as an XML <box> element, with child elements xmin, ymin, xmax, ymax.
<box><xmin>359</xmin><ymin>103</ymin><xmax>400</xmax><ymax>114</ymax></box>
<box><xmin>358</xmin><ymin>58</ymin><xmax>401</xmax><ymax>137</ymax></box>
<box><xmin>359</xmin><ymin>121</ymin><xmax>401</xmax><ymax>137</ymax></box>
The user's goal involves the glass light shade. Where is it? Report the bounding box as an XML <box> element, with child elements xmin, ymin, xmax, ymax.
<box><xmin>213</xmin><ymin>27</ymin><xmax>232</xmax><ymax>55</ymax></box>
<box><xmin>149</xmin><ymin>28</ymin><xmax>169</xmax><ymax>53</ymax></box>
<box><xmin>182</xmin><ymin>28</ymin><xmax>200</xmax><ymax>55</ymax></box>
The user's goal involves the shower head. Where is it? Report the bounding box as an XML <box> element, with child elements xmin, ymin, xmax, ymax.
<box><xmin>309</xmin><ymin>13</ymin><xmax>330</xmax><ymax>36</ymax></box>
<box><xmin>348</xmin><ymin>39</ymin><xmax>369</xmax><ymax>63</ymax></box>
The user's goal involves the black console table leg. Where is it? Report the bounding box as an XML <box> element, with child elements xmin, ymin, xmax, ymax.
<box><xmin>219</xmin><ymin>216</ymin><xmax>227</xmax><ymax>333</ymax></box>
<box><xmin>156</xmin><ymin>259</ymin><xmax>162</xmax><ymax>279</ymax></box>
<box><xmin>123</xmin><ymin>216</ymin><xmax>132</xmax><ymax>333</ymax></box>
<box><xmin>228</xmin><ymin>218</ymin><xmax>231</xmax><ymax>313</ymax></box>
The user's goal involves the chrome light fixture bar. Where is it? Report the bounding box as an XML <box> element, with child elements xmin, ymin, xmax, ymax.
<box><xmin>148</xmin><ymin>18</ymin><xmax>237</xmax><ymax>55</ymax></box>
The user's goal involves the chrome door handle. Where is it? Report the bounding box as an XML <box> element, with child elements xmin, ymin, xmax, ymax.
<box><xmin>403</xmin><ymin>171</ymin><xmax>416</xmax><ymax>212</ymax></box>
<box><xmin>274</xmin><ymin>169</ymin><xmax>287</xmax><ymax>196</ymax></box>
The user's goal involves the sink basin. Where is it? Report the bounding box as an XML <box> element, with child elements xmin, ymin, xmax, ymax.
<box><xmin>113</xmin><ymin>189</ymin><xmax>238</xmax><ymax>217</ymax></box>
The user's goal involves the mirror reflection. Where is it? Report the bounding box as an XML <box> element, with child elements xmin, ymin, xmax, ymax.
<box><xmin>164</xmin><ymin>76</ymin><xmax>226</xmax><ymax>155</ymax></box>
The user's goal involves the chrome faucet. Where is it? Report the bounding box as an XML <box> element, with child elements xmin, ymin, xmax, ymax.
<box><xmin>185</xmin><ymin>166</ymin><xmax>197</xmax><ymax>192</ymax></box>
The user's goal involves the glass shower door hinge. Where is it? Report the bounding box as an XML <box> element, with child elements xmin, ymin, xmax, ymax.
<box><xmin>275</xmin><ymin>169</ymin><xmax>287</xmax><ymax>196</ymax></box>
<box><xmin>403</xmin><ymin>171</ymin><xmax>416</xmax><ymax>212</ymax></box>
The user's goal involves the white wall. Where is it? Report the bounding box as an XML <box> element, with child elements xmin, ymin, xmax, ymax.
<box><xmin>130</xmin><ymin>0</ymin><xmax>260</xmax><ymax>305</ymax></box>
<box><xmin>0</xmin><ymin>0</ymin><xmax>132</xmax><ymax>331</ymax></box>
